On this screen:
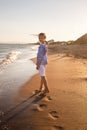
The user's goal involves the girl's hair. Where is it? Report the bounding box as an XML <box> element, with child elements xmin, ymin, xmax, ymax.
<box><xmin>38</xmin><ymin>33</ymin><xmax>46</xmax><ymax>39</ymax></box>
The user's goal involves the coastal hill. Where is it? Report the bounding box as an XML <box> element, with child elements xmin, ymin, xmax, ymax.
<box><xmin>74</xmin><ymin>33</ymin><xmax>87</xmax><ymax>44</ymax></box>
<box><xmin>49</xmin><ymin>33</ymin><xmax>87</xmax><ymax>59</ymax></box>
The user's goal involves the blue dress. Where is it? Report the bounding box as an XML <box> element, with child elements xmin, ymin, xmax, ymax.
<box><xmin>36</xmin><ymin>44</ymin><xmax>48</xmax><ymax>66</ymax></box>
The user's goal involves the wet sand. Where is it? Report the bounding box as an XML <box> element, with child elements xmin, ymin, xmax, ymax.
<box><xmin>0</xmin><ymin>53</ymin><xmax>87</xmax><ymax>130</ymax></box>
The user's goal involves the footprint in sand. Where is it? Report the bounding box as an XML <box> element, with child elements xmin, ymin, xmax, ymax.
<box><xmin>31</xmin><ymin>103</ymin><xmax>43</xmax><ymax>112</ymax></box>
<box><xmin>39</xmin><ymin>103</ymin><xmax>47</xmax><ymax>109</ymax></box>
<box><xmin>44</xmin><ymin>96</ymin><xmax>52</xmax><ymax>102</ymax></box>
<box><xmin>48</xmin><ymin>111</ymin><xmax>59</xmax><ymax>120</ymax></box>
<box><xmin>31</xmin><ymin>103</ymin><xmax>47</xmax><ymax>112</ymax></box>
<box><xmin>52</xmin><ymin>125</ymin><xmax>63</xmax><ymax>130</ymax></box>
<box><xmin>32</xmin><ymin>90</ymin><xmax>39</xmax><ymax>94</ymax></box>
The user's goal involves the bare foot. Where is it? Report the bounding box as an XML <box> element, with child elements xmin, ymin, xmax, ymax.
<box><xmin>43</xmin><ymin>89</ymin><xmax>49</xmax><ymax>94</ymax></box>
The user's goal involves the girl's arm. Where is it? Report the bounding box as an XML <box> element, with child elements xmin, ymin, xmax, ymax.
<box><xmin>36</xmin><ymin>58</ymin><xmax>42</xmax><ymax>69</ymax></box>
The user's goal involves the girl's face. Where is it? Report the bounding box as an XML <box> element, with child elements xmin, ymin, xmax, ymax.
<box><xmin>39</xmin><ymin>35</ymin><xmax>46</xmax><ymax>43</ymax></box>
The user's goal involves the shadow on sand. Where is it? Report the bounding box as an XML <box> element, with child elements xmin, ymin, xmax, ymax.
<box><xmin>0</xmin><ymin>92</ymin><xmax>46</xmax><ymax>128</ymax></box>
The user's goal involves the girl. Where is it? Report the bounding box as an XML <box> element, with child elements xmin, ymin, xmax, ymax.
<box><xmin>36</xmin><ymin>33</ymin><xmax>49</xmax><ymax>93</ymax></box>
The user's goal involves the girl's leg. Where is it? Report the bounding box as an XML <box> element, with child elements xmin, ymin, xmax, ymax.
<box><xmin>39</xmin><ymin>77</ymin><xmax>44</xmax><ymax>91</ymax></box>
<box><xmin>41</xmin><ymin>76</ymin><xmax>49</xmax><ymax>93</ymax></box>
<box><xmin>39</xmin><ymin>65</ymin><xmax>49</xmax><ymax>93</ymax></box>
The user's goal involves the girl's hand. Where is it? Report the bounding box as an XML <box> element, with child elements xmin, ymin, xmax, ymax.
<box><xmin>36</xmin><ymin>66</ymin><xmax>38</xmax><ymax>70</ymax></box>
<box><xmin>36</xmin><ymin>59</ymin><xmax>41</xmax><ymax>70</ymax></box>
<box><xmin>36</xmin><ymin>65</ymin><xmax>39</xmax><ymax>70</ymax></box>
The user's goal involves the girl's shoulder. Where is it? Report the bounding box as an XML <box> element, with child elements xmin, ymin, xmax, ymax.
<box><xmin>39</xmin><ymin>43</ymin><xmax>48</xmax><ymax>49</ymax></box>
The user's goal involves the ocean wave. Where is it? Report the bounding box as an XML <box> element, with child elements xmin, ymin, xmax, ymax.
<box><xmin>0</xmin><ymin>51</ymin><xmax>21</xmax><ymax>66</ymax></box>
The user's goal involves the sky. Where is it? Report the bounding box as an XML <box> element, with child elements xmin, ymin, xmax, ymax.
<box><xmin>0</xmin><ymin>0</ymin><xmax>87</xmax><ymax>43</ymax></box>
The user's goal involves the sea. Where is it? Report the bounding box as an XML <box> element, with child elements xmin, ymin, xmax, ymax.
<box><xmin>0</xmin><ymin>44</ymin><xmax>38</xmax><ymax>98</ymax></box>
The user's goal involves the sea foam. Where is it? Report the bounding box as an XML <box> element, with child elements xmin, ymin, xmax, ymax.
<box><xmin>0</xmin><ymin>51</ymin><xmax>21</xmax><ymax>65</ymax></box>
<box><xmin>0</xmin><ymin>51</ymin><xmax>21</xmax><ymax>72</ymax></box>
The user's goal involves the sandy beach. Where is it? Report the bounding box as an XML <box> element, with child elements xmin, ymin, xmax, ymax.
<box><xmin>0</xmin><ymin>0</ymin><xmax>87</xmax><ymax>129</ymax></box>
<box><xmin>1</xmin><ymin>46</ymin><xmax>87</xmax><ymax>130</ymax></box>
